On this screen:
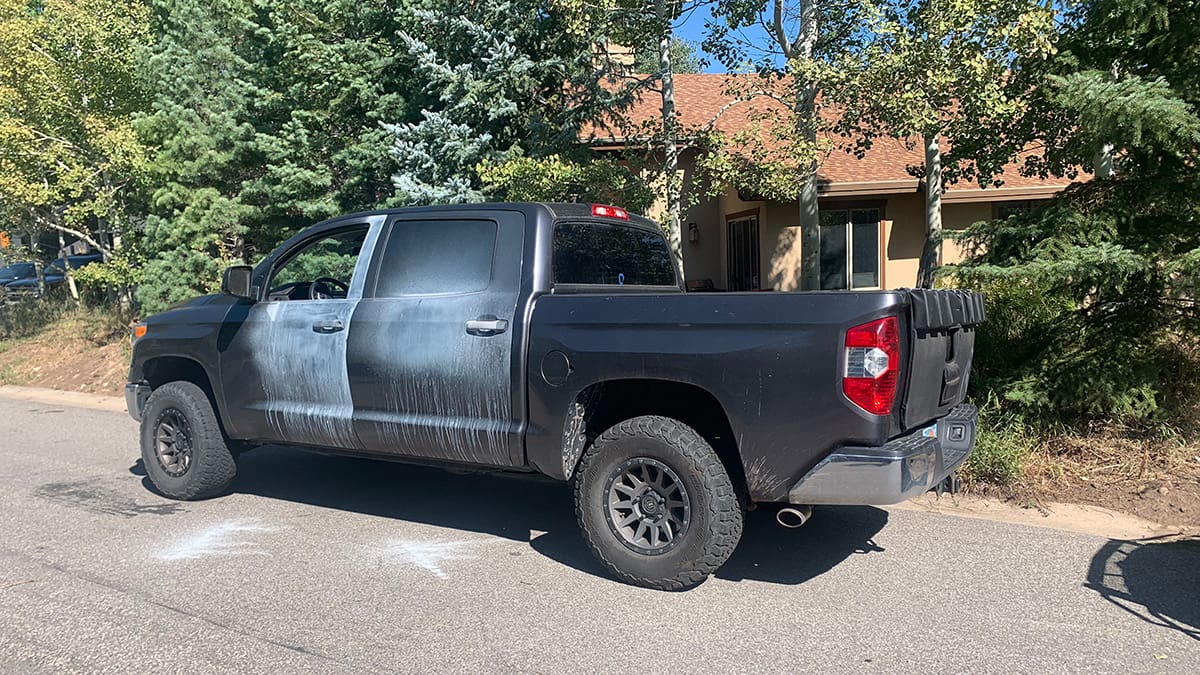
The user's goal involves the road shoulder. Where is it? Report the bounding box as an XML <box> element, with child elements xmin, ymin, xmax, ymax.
<box><xmin>0</xmin><ymin>384</ymin><xmax>126</xmax><ymax>415</ymax></box>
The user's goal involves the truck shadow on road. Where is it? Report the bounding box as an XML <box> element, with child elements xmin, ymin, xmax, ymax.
<box><xmin>1085</xmin><ymin>537</ymin><xmax>1200</xmax><ymax>641</ymax></box>
<box><xmin>189</xmin><ymin>446</ymin><xmax>889</xmax><ymax>586</ymax></box>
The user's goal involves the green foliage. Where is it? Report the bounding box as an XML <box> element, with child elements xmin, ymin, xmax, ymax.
<box><xmin>478</xmin><ymin>154</ymin><xmax>656</xmax><ymax>213</ymax></box>
<box><xmin>632</xmin><ymin>37</ymin><xmax>703</xmax><ymax>74</ymax></box>
<box><xmin>959</xmin><ymin>394</ymin><xmax>1037</xmax><ymax>485</ymax></box>
<box><xmin>964</xmin><ymin>0</ymin><xmax>1200</xmax><ymax>184</ymax></box>
<box><xmin>135</xmin><ymin>0</ymin><xmax>411</xmax><ymax>313</ymax></box>
<box><xmin>385</xmin><ymin>0</ymin><xmax>622</xmax><ymax>205</ymax></box>
<box><xmin>946</xmin><ymin>0</ymin><xmax>1200</xmax><ymax>429</ymax></box>
<box><xmin>270</xmin><ymin>231</ymin><xmax>363</xmax><ymax>288</ymax></box>
<box><xmin>0</xmin><ymin>292</ymin><xmax>72</xmax><ymax>341</ymax></box>
<box><xmin>73</xmin><ymin>250</ymin><xmax>146</xmax><ymax>291</ymax></box>
<box><xmin>825</xmin><ymin>0</ymin><xmax>1057</xmax><ymax>183</ymax></box>
<box><xmin>950</xmin><ymin>181</ymin><xmax>1200</xmax><ymax>426</ymax></box>
<box><xmin>0</xmin><ymin>0</ymin><xmax>150</xmax><ymax>255</ymax></box>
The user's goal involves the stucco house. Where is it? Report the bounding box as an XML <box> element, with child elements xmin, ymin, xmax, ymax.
<box><xmin>591</xmin><ymin>74</ymin><xmax>1072</xmax><ymax>291</ymax></box>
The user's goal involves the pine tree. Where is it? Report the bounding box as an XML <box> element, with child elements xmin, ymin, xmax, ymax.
<box><xmin>948</xmin><ymin>0</ymin><xmax>1200</xmax><ymax>425</ymax></box>
<box><xmin>384</xmin><ymin>0</ymin><xmax>620</xmax><ymax>205</ymax></box>
<box><xmin>135</xmin><ymin>0</ymin><xmax>411</xmax><ymax>312</ymax></box>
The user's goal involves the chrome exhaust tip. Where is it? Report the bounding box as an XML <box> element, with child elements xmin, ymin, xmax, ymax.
<box><xmin>776</xmin><ymin>505</ymin><xmax>813</xmax><ymax>529</ymax></box>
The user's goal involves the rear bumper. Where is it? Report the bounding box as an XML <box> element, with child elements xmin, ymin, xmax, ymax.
<box><xmin>787</xmin><ymin>403</ymin><xmax>977</xmax><ymax>506</ymax></box>
<box><xmin>125</xmin><ymin>382</ymin><xmax>150</xmax><ymax>422</ymax></box>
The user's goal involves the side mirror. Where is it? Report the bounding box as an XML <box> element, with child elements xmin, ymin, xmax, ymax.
<box><xmin>221</xmin><ymin>265</ymin><xmax>254</xmax><ymax>300</ymax></box>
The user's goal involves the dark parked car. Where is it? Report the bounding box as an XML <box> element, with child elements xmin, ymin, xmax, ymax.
<box><xmin>0</xmin><ymin>262</ymin><xmax>38</xmax><ymax>288</ymax></box>
<box><xmin>3</xmin><ymin>254</ymin><xmax>103</xmax><ymax>298</ymax></box>
<box><xmin>126</xmin><ymin>203</ymin><xmax>984</xmax><ymax>589</ymax></box>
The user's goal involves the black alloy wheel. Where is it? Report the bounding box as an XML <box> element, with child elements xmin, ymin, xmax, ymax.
<box><xmin>604</xmin><ymin>457</ymin><xmax>691</xmax><ymax>554</ymax></box>
<box><xmin>153</xmin><ymin>408</ymin><xmax>193</xmax><ymax>477</ymax></box>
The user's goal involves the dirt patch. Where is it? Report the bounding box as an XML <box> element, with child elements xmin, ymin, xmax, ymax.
<box><xmin>0</xmin><ymin>314</ymin><xmax>128</xmax><ymax>396</ymax></box>
<box><xmin>969</xmin><ymin>433</ymin><xmax>1200</xmax><ymax>528</ymax></box>
<box><xmin>896</xmin><ymin>493</ymin><xmax>1192</xmax><ymax>541</ymax></box>
<box><xmin>1047</xmin><ymin>476</ymin><xmax>1200</xmax><ymax>528</ymax></box>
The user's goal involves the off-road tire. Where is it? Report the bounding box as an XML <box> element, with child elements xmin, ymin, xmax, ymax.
<box><xmin>140</xmin><ymin>381</ymin><xmax>237</xmax><ymax>500</ymax></box>
<box><xmin>575</xmin><ymin>415</ymin><xmax>744</xmax><ymax>590</ymax></box>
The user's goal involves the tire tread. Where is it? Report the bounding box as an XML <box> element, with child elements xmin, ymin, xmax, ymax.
<box><xmin>141</xmin><ymin>381</ymin><xmax>236</xmax><ymax>500</ymax></box>
<box><xmin>574</xmin><ymin>415</ymin><xmax>743</xmax><ymax>590</ymax></box>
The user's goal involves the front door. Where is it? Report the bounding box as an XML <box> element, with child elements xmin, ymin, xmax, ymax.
<box><xmin>220</xmin><ymin>223</ymin><xmax>373</xmax><ymax>449</ymax></box>
<box><xmin>347</xmin><ymin>212</ymin><xmax>525</xmax><ymax>467</ymax></box>
<box><xmin>726</xmin><ymin>213</ymin><xmax>760</xmax><ymax>291</ymax></box>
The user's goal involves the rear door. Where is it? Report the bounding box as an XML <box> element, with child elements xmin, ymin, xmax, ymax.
<box><xmin>346</xmin><ymin>211</ymin><xmax>525</xmax><ymax>467</ymax></box>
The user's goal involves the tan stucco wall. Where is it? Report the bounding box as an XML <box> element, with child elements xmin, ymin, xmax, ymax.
<box><xmin>940</xmin><ymin>202</ymin><xmax>992</xmax><ymax>265</ymax></box>
<box><xmin>712</xmin><ymin>187</ymin><xmax>809</xmax><ymax>291</ymax></box>
<box><xmin>676</xmin><ymin>184</ymin><xmax>1021</xmax><ymax>292</ymax></box>
<box><xmin>882</xmin><ymin>193</ymin><xmax>923</xmax><ymax>289</ymax></box>
<box><xmin>643</xmin><ymin>152</ymin><xmax>724</xmax><ymax>286</ymax></box>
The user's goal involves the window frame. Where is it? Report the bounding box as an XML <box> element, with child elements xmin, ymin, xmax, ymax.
<box><xmin>364</xmin><ymin>217</ymin><xmax>500</xmax><ymax>299</ymax></box>
<box><xmin>817</xmin><ymin>204</ymin><xmax>884</xmax><ymax>291</ymax></box>
<box><xmin>550</xmin><ymin>218</ymin><xmax>680</xmax><ymax>293</ymax></box>
<box><xmin>993</xmin><ymin>200</ymin><xmax>1040</xmax><ymax>220</ymax></box>
<box><xmin>263</xmin><ymin>223</ymin><xmax>372</xmax><ymax>301</ymax></box>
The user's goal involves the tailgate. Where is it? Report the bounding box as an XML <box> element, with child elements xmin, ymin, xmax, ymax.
<box><xmin>898</xmin><ymin>289</ymin><xmax>986</xmax><ymax>430</ymax></box>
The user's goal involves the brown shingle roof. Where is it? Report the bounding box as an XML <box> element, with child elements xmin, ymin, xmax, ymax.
<box><xmin>587</xmin><ymin>73</ymin><xmax>1072</xmax><ymax>196</ymax></box>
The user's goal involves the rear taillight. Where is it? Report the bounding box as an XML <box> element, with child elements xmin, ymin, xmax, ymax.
<box><xmin>843</xmin><ymin>316</ymin><xmax>900</xmax><ymax>415</ymax></box>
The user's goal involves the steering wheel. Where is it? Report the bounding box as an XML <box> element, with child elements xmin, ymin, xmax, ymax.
<box><xmin>309</xmin><ymin>276</ymin><xmax>350</xmax><ymax>300</ymax></box>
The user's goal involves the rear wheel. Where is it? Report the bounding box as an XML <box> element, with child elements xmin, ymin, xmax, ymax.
<box><xmin>575</xmin><ymin>415</ymin><xmax>743</xmax><ymax>590</ymax></box>
<box><xmin>140</xmin><ymin>381</ymin><xmax>236</xmax><ymax>500</ymax></box>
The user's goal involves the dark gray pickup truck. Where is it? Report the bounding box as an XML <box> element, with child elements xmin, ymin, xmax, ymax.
<box><xmin>127</xmin><ymin>202</ymin><xmax>983</xmax><ymax>589</ymax></box>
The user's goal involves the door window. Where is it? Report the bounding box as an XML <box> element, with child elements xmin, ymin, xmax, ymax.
<box><xmin>374</xmin><ymin>219</ymin><xmax>497</xmax><ymax>297</ymax></box>
<box><xmin>267</xmin><ymin>226</ymin><xmax>368</xmax><ymax>301</ymax></box>
<box><xmin>819</xmin><ymin>208</ymin><xmax>880</xmax><ymax>290</ymax></box>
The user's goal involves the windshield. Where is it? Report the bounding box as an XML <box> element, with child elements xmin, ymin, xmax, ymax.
<box><xmin>0</xmin><ymin>263</ymin><xmax>34</xmax><ymax>278</ymax></box>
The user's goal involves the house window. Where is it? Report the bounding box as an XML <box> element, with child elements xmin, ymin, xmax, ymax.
<box><xmin>995</xmin><ymin>200</ymin><xmax>1039</xmax><ymax>220</ymax></box>
<box><xmin>819</xmin><ymin>208</ymin><xmax>881</xmax><ymax>290</ymax></box>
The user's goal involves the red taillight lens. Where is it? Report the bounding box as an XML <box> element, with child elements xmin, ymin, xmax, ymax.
<box><xmin>591</xmin><ymin>204</ymin><xmax>629</xmax><ymax>220</ymax></box>
<box><xmin>843</xmin><ymin>316</ymin><xmax>900</xmax><ymax>415</ymax></box>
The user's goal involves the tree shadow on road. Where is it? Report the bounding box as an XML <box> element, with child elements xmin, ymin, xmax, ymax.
<box><xmin>1085</xmin><ymin>537</ymin><xmax>1200</xmax><ymax>641</ymax></box>
<box><xmin>182</xmin><ymin>446</ymin><xmax>888</xmax><ymax>586</ymax></box>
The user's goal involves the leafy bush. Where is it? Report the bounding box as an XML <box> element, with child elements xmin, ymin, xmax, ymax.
<box><xmin>478</xmin><ymin>155</ymin><xmax>656</xmax><ymax>215</ymax></box>
<box><xmin>961</xmin><ymin>395</ymin><xmax>1037</xmax><ymax>485</ymax></box>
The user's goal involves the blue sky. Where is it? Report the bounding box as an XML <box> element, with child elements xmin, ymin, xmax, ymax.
<box><xmin>672</xmin><ymin>3</ymin><xmax>783</xmax><ymax>74</ymax></box>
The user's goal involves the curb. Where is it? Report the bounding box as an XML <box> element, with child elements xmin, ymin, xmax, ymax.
<box><xmin>0</xmin><ymin>384</ymin><xmax>126</xmax><ymax>414</ymax></box>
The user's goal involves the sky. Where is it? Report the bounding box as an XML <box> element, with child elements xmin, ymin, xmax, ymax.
<box><xmin>672</xmin><ymin>2</ymin><xmax>786</xmax><ymax>74</ymax></box>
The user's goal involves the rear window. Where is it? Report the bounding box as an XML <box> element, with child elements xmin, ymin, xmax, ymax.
<box><xmin>553</xmin><ymin>220</ymin><xmax>675</xmax><ymax>286</ymax></box>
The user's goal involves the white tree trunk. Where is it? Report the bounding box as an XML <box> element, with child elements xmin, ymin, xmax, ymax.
<box><xmin>656</xmin><ymin>0</ymin><xmax>685</xmax><ymax>279</ymax></box>
<box><xmin>797</xmin><ymin>81</ymin><xmax>821</xmax><ymax>290</ymax></box>
<box><xmin>1093</xmin><ymin>142</ymin><xmax>1114</xmax><ymax>179</ymax></box>
<box><xmin>917</xmin><ymin>131</ymin><xmax>943</xmax><ymax>288</ymax></box>
<box><xmin>790</xmin><ymin>1</ymin><xmax>821</xmax><ymax>290</ymax></box>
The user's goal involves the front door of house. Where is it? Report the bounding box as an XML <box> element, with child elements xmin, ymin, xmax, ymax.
<box><xmin>726</xmin><ymin>214</ymin><xmax>760</xmax><ymax>291</ymax></box>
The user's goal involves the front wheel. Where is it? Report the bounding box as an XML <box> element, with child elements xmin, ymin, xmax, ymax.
<box><xmin>140</xmin><ymin>381</ymin><xmax>237</xmax><ymax>500</ymax></box>
<box><xmin>574</xmin><ymin>415</ymin><xmax>744</xmax><ymax>590</ymax></box>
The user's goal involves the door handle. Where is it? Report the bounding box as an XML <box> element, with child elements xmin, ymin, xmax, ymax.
<box><xmin>465</xmin><ymin>316</ymin><xmax>509</xmax><ymax>336</ymax></box>
<box><xmin>312</xmin><ymin>319</ymin><xmax>344</xmax><ymax>333</ymax></box>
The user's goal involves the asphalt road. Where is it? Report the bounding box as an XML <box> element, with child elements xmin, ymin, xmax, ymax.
<box><xmin>0</xmin><ymin>396</ymin><xmax>1197</xmax><ymax>674</ymax></box>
